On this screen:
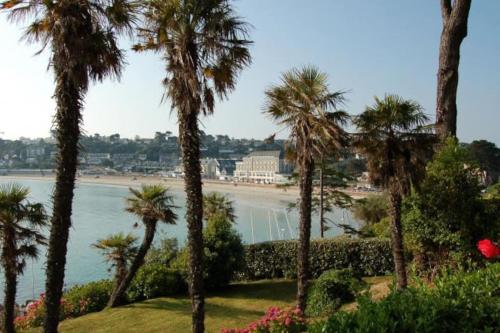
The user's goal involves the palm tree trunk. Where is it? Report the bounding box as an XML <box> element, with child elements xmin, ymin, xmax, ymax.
<box><xmin>297</xmin><ymin>157</ymin><xmax>314</xmax><ymax>312</ymax></box>
<box><xmin>388</xmin><ymin>181</ymin><xmax>407</xmax><ymax>289</ymax></box>
<box><xmin>319</xmin><ymin>166</ymin><xmax>325</xmax><ymax>238</ymax></box>
<box><xmin>179</xmin><ymin>110</ymin><xmax>205</xmax><ymax>333</ymax></box>
<box><xmin>108</xmin><ymin>222</ymin><xmax>157</xmax><ymax>307</ymax></box>
<box><xmin>3</xmin><ymin>268</ymin><xmax>17</xmax><ymax>333</ymax></box>
<box><xmin>2</xmin><ymin>227</ymin><xmax>17</xmax><ymax>333</ymax></box>
<box><xmin>114</xmin><ymin>257</ymin><xmax>127</xmax><ymax>292</ymax></box>
<box><xmin>44</xmin><ymin>72</ymin><xmax>82</xmax><ymax>333</ymax></box>
<box><xmin>436</xmin><ymin>0</ymin><xmax>471</xmax><ymax>140</ymax></box>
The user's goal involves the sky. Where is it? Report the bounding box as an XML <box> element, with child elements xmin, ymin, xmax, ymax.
<box><xmin>0</xmin><ymin>1</ymin><xmax>499</xmax><ymax>144</ymax></box>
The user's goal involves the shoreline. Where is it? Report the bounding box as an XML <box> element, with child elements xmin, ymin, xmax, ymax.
<box><xmin>0</xmin><ymin>173</ymin><xmax>369</xmax><ymax>200</ymax></box>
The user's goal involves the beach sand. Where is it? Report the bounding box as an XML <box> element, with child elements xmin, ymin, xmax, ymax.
<box><xmin>0</xmin><ymin>173</ymin><xmax>368</xmax><ymax>200</ymax></box>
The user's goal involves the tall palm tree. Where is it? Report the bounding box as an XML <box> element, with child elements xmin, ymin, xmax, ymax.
<box><xmin>353</xmin><ymin>94</ymin><xmax>435</xmax><ymax>289</ymax></box>
<box><xmin>264</xmin><ymin>66</ymin><xmax>349</xmax><ymax>312</ymax></box>
<box><xmin>108</xmin><ymin>185</ymin><xmax>177</xmax><ymax>307</ymax></box>
<box><xmin>203</xmin><ymin>192</ymin><xmax>235</xmax><ymax>223</ymax></box>
<box><xmin>0</xmin><ymin>183</ymin><xmax>47</xmax><ymax>333</ymax></box>
<box><xmin>0</xmin><ymin>1</ymin><xmax>137</xmax><ymax>331</ymax></box>
<box><xmin>134</xmin><ymin>1</ymin><xmax>251</xmax><ymax>330</ymax></box>
<box><xmin>93</xmin><ymin>233</ymin><xmax>138</xmax><ymax>295</ymax></box>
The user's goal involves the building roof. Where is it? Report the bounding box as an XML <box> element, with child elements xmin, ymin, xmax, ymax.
<box><xmin>247</xmin><ymin>150</ymin><xmax>281</xmax><ymax>158</ymax></box>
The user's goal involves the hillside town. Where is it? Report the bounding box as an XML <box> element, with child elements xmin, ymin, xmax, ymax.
<box><xmin>0</xmin><ymin>132</ymin><xmax>370</xmax><ymax>184</ymax></box>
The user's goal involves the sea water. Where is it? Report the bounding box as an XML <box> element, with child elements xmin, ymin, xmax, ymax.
<box><xmin>0</xmin><ymin>178</ymin><xmax>357</xmax><ymax>303</ymax></box>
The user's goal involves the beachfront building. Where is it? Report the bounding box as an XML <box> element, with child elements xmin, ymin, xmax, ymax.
<box><xmin>199</xmin><ymin>158</ymin><xmax>237</xmax><ymax>180</ymax></box>
<box><xmin>234</xmin><ymin>150</ymin><xmax>292</xmax><ymax>184</ymax></box>
<box><xmin>83</xmin><ymin>153</ymin><xmax>111</xmax><ymax>165</ymax></box>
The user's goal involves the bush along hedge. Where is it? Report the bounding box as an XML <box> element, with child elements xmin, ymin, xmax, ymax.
<box><xmin>242</xmin><ymin>237</ymin><xmax>393</xmax><ymax>280</ymax></box>
<box><xmin>306</xmin><ymin>268</ymin><xmax>367</xmax><ymax>316</ymax></box>
<box><xmin>310</xmin><ymin>263</ymin><xmax>500</xmax><ymax>333</ymax></box>
<box><xmin>127</xmin><ymin>263</ymin><xmax>187</xmax><ymax>302</ymax></box>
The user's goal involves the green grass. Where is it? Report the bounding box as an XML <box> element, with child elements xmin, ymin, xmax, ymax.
<box><xmin>23</xmin><ymin>277</ymin><xmax>392</xmax><ymax>333</ymax></box>
<box><xmin>24</xmin><ymin>280</ymin><xmax>297</xmax><ymax>333</ymax></box>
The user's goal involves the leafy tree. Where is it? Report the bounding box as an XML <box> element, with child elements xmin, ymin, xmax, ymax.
<box><xmin>108</xmin><ymin>185</ymin><xmax>177</xmax><ymax>307</ymax></box>
<box><xmin>264</xmin><ymin>66</ymin><xmax>349</xmax><ymax>312</ymax></box>
<box><xmin>203</xmin><ymin>192</ymin><xmax>236</xmax><ymax>223</ymax></box>
<box><xmin>134</xmin><ymin>1</ymin><xmax>251</xmax><ymax>330</ymax></box>
<box><xmin>0</xmin><ymin>1</ymin><xmax>138</xmax><ymax>331</ymax></box>
<box><xmin>203</xmin><ymin>214</ymin><xmax>244</xmax><ymax>290</ymax></box>
<box><xmin>403</xmin><ymin>138</ymin><xmax>500</xmax><ymax>274</ymax></box>
<box><xmin>92</xmin><ymin>233</ymin><xmax>138</xmax><ymax>297</ymax></box>
<box><xmin>352</xmin><ymin>194</ymin><xmax>390</xmax><ymax>237</ymax></box>
<box><xmin>285</xmin><ymin>162</ymin><xmax>353</xmax><ymax>237</ymax></box>
<box><xmin>0</xmin><ymin>184</ymin><xmax>47</xmax><ymax>333</ymax></box>
<box><xmin>353</xmin><ymin>94</ymin><xmax>435</xmax><ymax>289</ymax></box>
<box><xmin>315</xmin><ymin>161</ymin><xmax>353</xmax><ymax>237</ymax></box>
<box><xmin>465</xmin><ymin>140</ymin><xmax>500</xmax><ymax>183</ymax></box>
<box><xmin>173</xmin><ymin>214</ymin><xmax>244</xmax><ymax>291</ymax></box>
<box><xmin>145</xmin><ymin>237</ymin><xmax>179</xmax><ymax>266</ymax></box>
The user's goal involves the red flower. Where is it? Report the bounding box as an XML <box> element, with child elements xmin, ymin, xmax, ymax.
<box><xmin>477</xmin><ymin>239</ymin><xmax>500</xmax><ymax>259</ymax></box>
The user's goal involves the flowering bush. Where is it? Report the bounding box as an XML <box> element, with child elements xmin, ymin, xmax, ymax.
<box><xmin>477</xmin><ymin>239</ymin><xmax>500</xmax><ymax>259</ymax></box>
<box><xmin>221</xmin><ymin>306</ymin><xmax>306</xmax><ymax>333</ymax></box>
<box><xmin>14</xmin><ymin>293</ymin><xmax>73</xmax><ymax>330</ymax></box>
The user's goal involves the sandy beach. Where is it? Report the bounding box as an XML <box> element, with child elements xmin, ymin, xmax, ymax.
<box><xmin>0</xmin><ymin>173</ymin><xmax>369</xmax><ymax>200</ymax></box>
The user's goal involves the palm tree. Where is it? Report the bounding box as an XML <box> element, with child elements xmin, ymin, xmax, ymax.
<box><xmin>353</xmin><ymin>94</ymin><xmax>435</xmax><ymax>289</ymax></box>
<box><xmin>1</xmin><ymin>1</ymin><xmax>137</xmax><ymax>331</ymax></box>
<box><xmin>203</xmin><ymin>192</ymin><xmax>235</xmax><ymax>223</ymax></box>
<box><xmin>264</xmin><ymin>66</ymin><xmax>349</xmax><ymax>312</ymax></box>
<box><xmin>134</xmin><ymin>1</ymin><xmax>251</xmax><ymax>330</ymax></box>
<box><xmin>0</xmin><ymin>183</ymin><xmax>47</xmax><ymax>333</ymax></box>
<box><xmin>92</xmin><ymin>233</ymin><xmax>138</xmax><ymax>295</ymax></box>
<box><xmin>108</xmin><ymin>185</ymin><xmax>177</xmax><ymax>307</ymax></box>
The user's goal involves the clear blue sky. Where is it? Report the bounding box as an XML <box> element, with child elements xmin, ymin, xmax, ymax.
<box><xmin>1</xmin><ymin>0</ymin><xmax>499</xmax><ymax>144</ymax></box>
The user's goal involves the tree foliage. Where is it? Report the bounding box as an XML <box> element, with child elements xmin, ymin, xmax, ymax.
<box><xmin>403</xmin><ymin>138</ymin><xmax>500</xmax><ymax>273</ymax></box>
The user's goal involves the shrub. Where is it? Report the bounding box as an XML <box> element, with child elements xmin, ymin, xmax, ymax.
<box><xmin>221</xmin><ymin>306</ymin><xmax>306</xmax><ymax>333</ymax></box>
<box><xmin>64</xmin><ymin>279</ymin><xmax>114</xmax><ymax>317</ymax></box>
<box><xmin>310</xmin><ymin>263</ymin><xmax>500</xmax><ymax>333</ymax></box>
<box><xmin>145</xmin><ymin>237</ymin><xmax>179</xmax><ymax>265</ymax></box>
<box><xmin>174</xmin><ymin>214</ymin><xmax>245</xmax><ymax>290</ymax></box>
<box><xmin>15</xmin><ymin>293</ymin><xmax>73</xmax><ymax>330</ymax></box>
<box><xmin>242</xmin><ymin>237</ymin><xmax>393</xmax><ymax>280</ymax></box>
<box><xmin>307</xmin><ymin>268</ymin><xmax>367</xmax><ymax>316</ymax></box>
<box><xmin>204</xmin><ymin>214</ymin><xmax>245</xmax><ymax>289</ymax></box>
<box><xmin>127</xmin><ymin>263</ymin><xmax>186</xmax><ymax>301</ymax></box>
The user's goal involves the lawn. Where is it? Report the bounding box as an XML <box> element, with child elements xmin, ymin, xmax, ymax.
<box><xmin>23</xmin><ymin>277</ymin><xmax>392</xmax><ymax>333</ymax></box>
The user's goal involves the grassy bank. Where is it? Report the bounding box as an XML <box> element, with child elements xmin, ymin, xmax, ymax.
<box><xmin>22</xmin><ymin>277</ymin><xmax>391</xmax><ymax>333</ymax></box>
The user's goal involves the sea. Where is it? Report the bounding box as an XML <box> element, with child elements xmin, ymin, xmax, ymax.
<box><xmin>0</xmin><ymin>178</ymin><xmax>357</xmax><ymax>303</ymax></box>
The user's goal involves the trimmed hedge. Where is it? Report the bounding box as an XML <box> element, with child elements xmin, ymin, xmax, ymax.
<box><xmin>242</xmin><ymin>237</ymin><xmax>393</xmax><ymax>280</ymax></box>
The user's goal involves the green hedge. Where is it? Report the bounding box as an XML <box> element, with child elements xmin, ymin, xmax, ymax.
<box><xmin>242</xmin><ymin>237</ymin><xmax>393</xmax><ymax>280</ymax></box>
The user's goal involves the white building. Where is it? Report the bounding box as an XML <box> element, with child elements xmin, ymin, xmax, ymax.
<box><xmin>234</xmin><ymin>150</ymin><xmax>292</xmax><ymax>184</ymax></box>
<box><xmin>83</xmin><ymin>153</ymin><xmax>111</xmax><ymax>165</ymax></box>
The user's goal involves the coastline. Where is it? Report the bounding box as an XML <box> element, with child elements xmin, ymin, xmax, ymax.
<box><xmin>0</xmin><ymin>173</ymin><xmax>369</xmax><ymax>200</ymax></box>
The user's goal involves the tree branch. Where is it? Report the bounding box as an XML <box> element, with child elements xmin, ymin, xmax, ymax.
<box><xmin>440</xmin><ymin>0</ymin><xmax>452</xmax><ymax>22</ymax></box>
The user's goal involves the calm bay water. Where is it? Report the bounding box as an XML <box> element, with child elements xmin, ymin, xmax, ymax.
<box><xmin>0</xmin><ymin>178</ymin><xmax>356</xmax><ymax>303</ymax></box>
